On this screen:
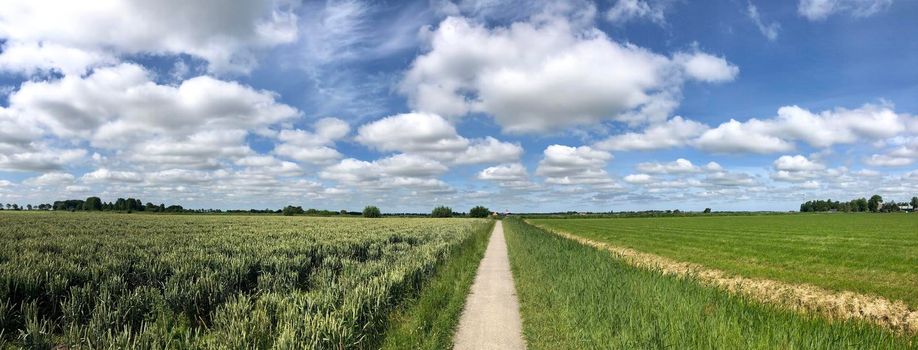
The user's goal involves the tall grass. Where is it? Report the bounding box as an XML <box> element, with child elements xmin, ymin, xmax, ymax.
<box><xmin>504</xmin><ymin>218</ymin><xmax>917</xmax><ymax>349</ymax></box>
<box><xmin>0</xmin><ymin>212</ymin><xmax>491</xmax><ymax>348</ymax></box>
<box><xmin>531</xmin><ymin>214</ymin><xmax>918</xmax><ymax>307</ymax></box>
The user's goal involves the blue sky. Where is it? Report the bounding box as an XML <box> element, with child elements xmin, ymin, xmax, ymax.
<box><xmin>0</xmin><ymin>0</ymin><xmax>916</xmax><ymax>212</ymax></box>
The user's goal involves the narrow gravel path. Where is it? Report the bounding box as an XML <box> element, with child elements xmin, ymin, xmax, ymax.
<box><xmin>453</xmin><ymin>221</ymin><xmax>526</xmax><ymax>350</ymax></box>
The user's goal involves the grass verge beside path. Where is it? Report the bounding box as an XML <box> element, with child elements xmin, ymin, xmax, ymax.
<box><xmin>504</xmin><ymin>218</ymin><xmax>917</xmax><ymax>349</ymax></box>
<box><xmin>380</xmin><ymin>220</ymin><xmax>494</xmax><ymax>349</ymax></box>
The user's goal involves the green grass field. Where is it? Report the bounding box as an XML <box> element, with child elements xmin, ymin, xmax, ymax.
<box><xmin>0</xmin><ymin>212</ymin><xmax>491</xmax><ymax>349</ymax></box>
<box><xmin>504</xmin><ymin>218</ymin><xmax>917</xmax><ymax>349</ymax></box>
<box><xmin>529</xmin><ymin>214</ymin><xmax>918</xmax><ymax>307</ymax></box>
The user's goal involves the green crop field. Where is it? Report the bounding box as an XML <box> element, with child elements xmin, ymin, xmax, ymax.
<box><xmin>504</xmin><ymin>218</ymin><xmax>917</xmax><ymax>349</ymax></box>
<box><xmin>0</xmin><ymin>212</ymin><xmax>491</xmax><ymax>349</ymax></box>
<box><xmin>528</xmin><ymin>214</ymin><xmax>918</xmax><ymax>308</ymax></box>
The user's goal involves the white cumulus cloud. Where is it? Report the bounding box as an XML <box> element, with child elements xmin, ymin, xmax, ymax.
<box><xmin>5</xmin><ymin>63</ymin><xmax>300</xmax><ymax>171</ymax></box>
<box><xmin>770</xmin><ymin>155</ymin><xmax>826</xmax><ymax>183</ymax></box>
<box><xmin>23</xmin><ymin>172</ymin><xmax>75</xmax><ymax>186</ymax></box>
<box><xmin>774</xmin><ymin>155</ymin><xmax>825</xmax><ymax>171</ymax></box>
<box><xmin>636</xmin><ymin>158</ymin><xmax>710</xmax><ymax>174</ymax></box>
<box><xmin>356</xmin><ymin>112</ymin><xmax>520</xmax><ymax>164</ymax></box>
<box><xmin>695</xmin><ymin>104</ymin><xmax>908</xmax><ymax>154</ymax></box>
<box><xmin>595</xmin><ymin>116</ymin><xmax>709</xmax><ymax>151</ymax></box>
<box><xmin>694</xmin><ymin>119</ymin><xmax>795</xmax><ymax>154</ymax></box>
<box><xmin>401</xmin><ymin>16</ymin><xmax>737</xmax><ymax>133</ymax></box>
<box><xmin>536</xmin><ymin>145</ymin><xmax>618</xmax><ymax>187</ymax></box>
<box><xmin>477</xmin><ymin>163</ymin><xmax>536</xmax><ymax>189</ymax></box>
<box><xmin>320</xmin><ymin>155</ymin><xmax>453</xmax><ymax>195</ymax></box>
<box><xmin>674</xmin><ymin>52</ymin><xmax>740</xmax><ymax>83</ymax></box>
<box><xmin>0</xmin><ymin>148</ymin><xmax>86</xmax><ymax>172</ymax></box>
<box><xmin>0</xmin><ymin>0</ymin><xmax>299</xmax><ymax>74</ymax></box>
<box><xmin>81</xmin><ymin>169</ymin><xmax>143</xmax><ymax>183</ymax></box>
<box><xmin>623</xmin><ymin>173</ymin><xmax>654</xmax><ymax>184</ymax></box>
<box><xmin>274</xmin><ymin>118</ymin><xmax>350</xmax><ymax>165</ymax></box>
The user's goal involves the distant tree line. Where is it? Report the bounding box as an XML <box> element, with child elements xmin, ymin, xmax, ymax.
<box><xmin>3</xmin><ymin>199</ymin><xmax>498</xmax><ymax>218</ymax></box>
<box><xmin>278</xmin><ymin>205</ymin><xmax>496</xmax><ymax>218</ymax></box>
<box><xmin>800</xmin><ymin>195</ymin><xmax>917</xmax><ymax>213</ymax></box>
<box><xmin>355</xmin><ymin>205</ymin><xmax>493</xmax><ymax>218</ymax></box>
<box><xmin>2</xmin><ymin>197</ymin><xmax>252</xmax><ymax>214</ymax></box>
<box><xmin>280</xmin><ymin>206</ymin><xmax>354</xmax><ymax>216</ymax></box>
<box><xmin>0</xmin><ymin>203</ymin><xmax>56</xmax><ymax>210</ymax></box>
<box><xmin>47</xmin><ymin>197</ymin><xmax>186</xmax><ymax>213</ymax></box>
<box><xmin>0</xmin><ymin>203</ymin><xmax>32</xmax><ymax>211</ymax></box>
<box><xmin>531</xmin><ymin>209</ymin><xmax>687</xmax><ymax>217</ymax></box>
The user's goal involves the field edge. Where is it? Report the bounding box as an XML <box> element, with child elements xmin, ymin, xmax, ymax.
<box><xmin>525</xmin><ymin>219</ymin><xmax>918</xmax><ymax>334</ymax></box>
<box><xmin>378</xmin><ymin>220</ymin><xmax>495</xmax><ymax>349</ymax></box>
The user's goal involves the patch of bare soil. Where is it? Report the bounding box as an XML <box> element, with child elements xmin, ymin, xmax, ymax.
<box><xmin>528</xmin><ymin>221</ymin><xmax>918</xmax><ymax>334</ymax></box>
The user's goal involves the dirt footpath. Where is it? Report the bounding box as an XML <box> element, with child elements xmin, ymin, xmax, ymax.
<box><xmin>453</xmin><ymin>221</ymin><xmax>526</xmax><ymax>350</ymax></box>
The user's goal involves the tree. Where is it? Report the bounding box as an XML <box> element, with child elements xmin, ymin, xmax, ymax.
<box><xmin>26</xmin><ymin>204</ymin><xmax>32</xmax><ymax>210</ymax></box>
<box><xmin>868</xmin><ymin>194</ymin><xmax>883</xmax><ymax>213</ymax></box>
<box><xmin>54</xmin><ymin>199</ymin><xmax>84</xmax><ymax>211</ymax></box>
<box><xmin>114</xmin><ymin>198</ymin><xmax>127</xmax><ymax>211</ymax></box>
<box><xmin>282</xmin><ymin>205</ymin><xmax>304</xmax><ymax>216</ymax></box>
<box><xmin>431</xmin><ymin>206</ymin><xmax>453</xmax><ymax>218</ymax></box>
<box><xmin>854</xmin><ymin>198</ymin><xmax>868</xmax><ymax>212</ymax></box>
<box><xmin>363</xmin><ymin>206</ymin><xmax>381</xmax><ymax>218</ymax></box>
<box><xmin>469</xmin><ymin>206</ymin><xmax>490</xmax><ymax>218</ymax></box>
<box><xmin>83</xmin><ymin>197</ymin><xmax>103</xmax><ymax>211</ymax></box>
<box><xmin>882</xmin><ymin>201</ymin><xmax>901</xmax><ymax>213</ymax></box>
<box><xmin>912</xmin><ymin>197</ymin><xmax>918</xmax><ymax>210</ymax></box>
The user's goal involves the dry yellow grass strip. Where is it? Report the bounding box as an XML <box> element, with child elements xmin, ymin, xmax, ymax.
<box><xmin>527</xmin><ymin>221</ymin><xmax>918</xmax><ymax>334</ymax></box>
